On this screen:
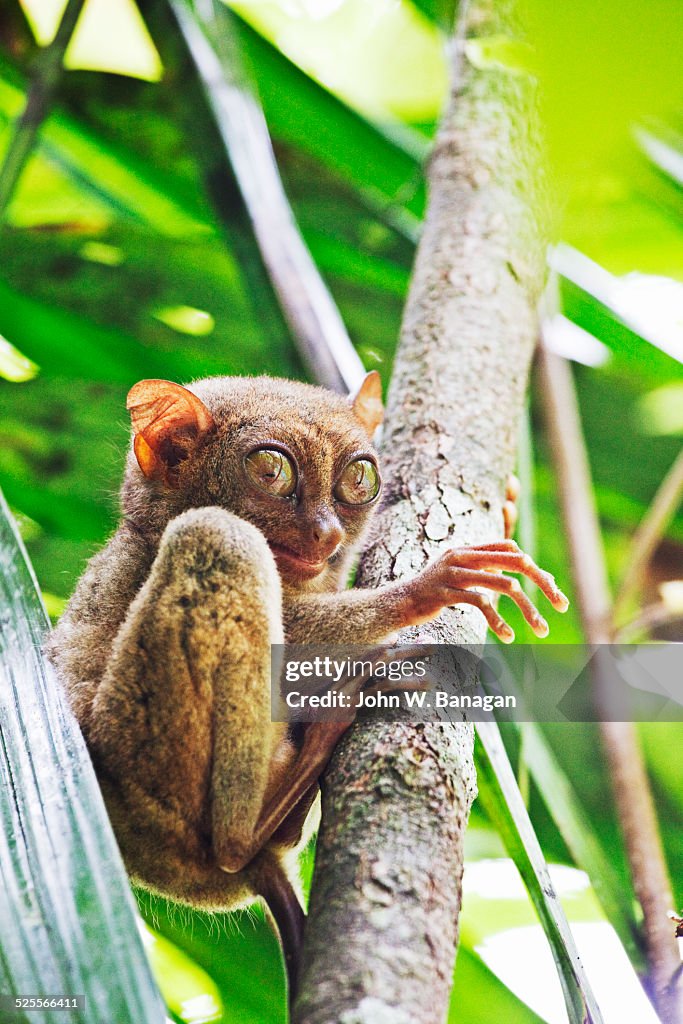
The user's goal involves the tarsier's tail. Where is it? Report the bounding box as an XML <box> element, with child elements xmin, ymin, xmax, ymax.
<box><xmin>258</xmin><ymin>858</ymin><xmax>305</xmax><ymax>1002</ymax></box>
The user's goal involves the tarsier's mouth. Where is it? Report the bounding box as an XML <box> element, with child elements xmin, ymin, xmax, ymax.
<box><xmin>269</xmin><ymin>542</ymin><xmax>328</xmax><ymax>578</ymax></box>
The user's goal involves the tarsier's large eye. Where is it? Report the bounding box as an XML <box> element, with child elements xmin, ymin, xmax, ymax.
<box><xmin>244</xmin><ymin>448</ymin><xmax>296</xmax><ymax>497</ymax></box>
<box><xmin>334</xmin><ymin>458</ymin><xmax>380</xmax><ymax>505</ymax></box>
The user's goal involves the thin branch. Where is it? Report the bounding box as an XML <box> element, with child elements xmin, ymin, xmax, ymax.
<box><xmin>613</xmin><ymin>446</ymin><xmax>683</xmax><ymax>625</ymax></box>
<box><xmin>537</xmin><ymin>341</ymin><xmax>682</xmax><ymax>1023</ymax></box>
<box><xmin>614</xmin><ymin>602</ymin><xmax>683</xmax><ymax>644</ymax></box>
<box><xmin>0</xmin><ymin>0</ymin><xmax>86</xmax><ymax>219</ymax></box>
<box><xmin>165</xmin><ymin>0</ymin><xmax>365</xmax><ymax>393</ymax></box>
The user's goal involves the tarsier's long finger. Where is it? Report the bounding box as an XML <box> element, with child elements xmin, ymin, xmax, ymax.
<box><xmin>506</xmin><ymin>473</ymin><xmax>521</xmax><ymax>503</ymax></box>
<box><xmin>461</xmin><ymin>539</ymin><xmax>519</xmax><ymax>552</ymax></box>
<box><xmin>503</xmin><ymin>500</ymin><xmax>518</xmax><ymax>540</ymax></box>
<box><xmin>504</xmin><ymin>474</ymin><xmax>520</xmax><ymax>538</ymax></box>
<box><xmin>449</xmin><ymin>590</ymin><xmax>515</xmax><ymax>643</ymax></box>
<box><xmin>446</xmin><ymin>548</ymin><xmax>569</xmax><ymax>611</ymax></box>
<box><xmin>446</xmin><ymin>567</ymin><xmax>551</xmax><ymax>637</ymax></box>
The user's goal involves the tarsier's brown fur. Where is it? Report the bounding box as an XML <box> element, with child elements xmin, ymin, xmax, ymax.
<box><xmin>48</xmin><ymin>372</ymin><xmax>567</xmax><ymax>995</ymax></box>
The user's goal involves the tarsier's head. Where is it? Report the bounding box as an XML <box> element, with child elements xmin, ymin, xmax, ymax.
<box><xmin>123</xmin><ymin>373</ymin><xmax>384</xmax><ymax>590</ymax></box>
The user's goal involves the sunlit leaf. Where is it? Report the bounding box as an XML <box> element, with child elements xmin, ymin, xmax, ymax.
<box><xmin>460</xmin><ymin>860</ymin><xmax>657</xmax><ymax>1024</ymax></box>
<box><xmin>638</xmin><ymin>383</ymin><xmax>683</xmax><ymax>436</ymax></box>
<box><xmin>0</xmin><ymin>333</ymin><xmax>39</xmax><ymax>381</ymax></box>
<box><xmin>153</xmin><ymin>304</ymin><xmax>216</xmax><ymax>337</ymax></box>
<box><xmin>475</xmin><ymin>724</ymin><xmax>606</xmax><ymax>1024</ymax></box>
<box><xmin>41</xmin><ymin>590</ymin><xmax>67</xmax><ymax>618</ymax></box>
<box><xmin>79</xmin><ymin>239</ymin><xmax>125</xmax><ymax>265</ymax></box>
<box><xmin>140</xmin><ymin>923</ymin><xmax>223</xmax><ymax>1024</ymax></box>
<box><xmin>464</xmin><ymin>36</ymin><xmax>537</xmax><ymax>75</ymax></box>
<box><xmin>137</xmin><ymin>893</ymin><xmax>287</xmax><ymax>1024</ymax></box>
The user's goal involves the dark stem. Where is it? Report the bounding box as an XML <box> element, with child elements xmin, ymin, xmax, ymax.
<box><xmin>612</xmin><ymin>446</ymin><xmax>683</xmax><ymax>625</ymax></box>
<box><xmin>0</xmin><ymin>0</ymin><xmax>87</xmax><ymax>219</ymax></box>
<box><xmin>537</xmin><ymin>342</ymin><xmax>682</xmax><ymax>1024</ymax></box>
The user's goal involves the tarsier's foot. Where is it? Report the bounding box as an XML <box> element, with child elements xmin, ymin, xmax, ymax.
<box><xmin>412</xmin><ymin>539</ymin><xmax>569</xmax><ymax>643</ymax></box>
<box><xmin>503</xmin><ymin>473</ymin><xmax>520</xmax><ymax>540</ymax></box>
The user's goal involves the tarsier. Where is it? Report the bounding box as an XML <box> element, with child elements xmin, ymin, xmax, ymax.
<box><xmin>48</xmin><ymin>372</ymin><xmax>568</xmax><ymax>996</ymax></box>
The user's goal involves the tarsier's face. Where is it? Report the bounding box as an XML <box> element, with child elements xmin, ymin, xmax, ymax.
<box><xmin>123</xmin><ymin>374</ymin><xmax>384</xmax><ymax>591</ymax></box>
<box><xmin>232</xmin><ymin>426</ymin><xmax>381</xmax><ymax>587</ymax></box>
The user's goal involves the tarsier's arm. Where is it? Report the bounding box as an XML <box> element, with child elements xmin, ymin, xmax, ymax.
<box><xmin>285</xmin><ymin>539</ymin><xmax>568</xmax><ymax>646</ymax></box>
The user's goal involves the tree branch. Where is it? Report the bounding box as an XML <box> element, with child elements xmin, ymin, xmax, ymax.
<box><xmin>293</xmin><ymin>0</ymin><xmax>547</xmax><ymax>1018</ymax></box>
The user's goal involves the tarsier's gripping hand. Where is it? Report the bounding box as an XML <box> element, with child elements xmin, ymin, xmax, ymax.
<box><xmin>396</xmin><ymin>539</ymin><xmax>568</xmax><ymax>643</ymax></box>
<box><xmin>391</xmin><ymin>470</ymin><xmax>567</xmax><ymax>642</ymax></box>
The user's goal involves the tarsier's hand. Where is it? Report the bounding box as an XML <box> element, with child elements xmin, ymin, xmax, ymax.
<box><xmin>406</xmin><ymin>539</ymin><xmax>569</xmax><ymax>643</ymax></box>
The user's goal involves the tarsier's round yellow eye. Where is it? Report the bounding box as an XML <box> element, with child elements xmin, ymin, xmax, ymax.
<box><xmin>244</xmin><ymin>448</ymin><xmax>296</xmax><ymax>497</ymax></box>
<box><xmin>334</xmin><ymin>459</ymin><xmax>380</xmax><ymax>505</ymax></box>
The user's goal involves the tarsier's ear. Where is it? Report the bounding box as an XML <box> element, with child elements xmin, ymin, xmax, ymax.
<box><xmin>349</xmin><ymin>371</ymin><xmax>384</xmax><ymax>437</ymax></box>
<box><xmin>126</xmin><ymin>379</ymin><xmax>216</xmax><ymax>487</ymax></box>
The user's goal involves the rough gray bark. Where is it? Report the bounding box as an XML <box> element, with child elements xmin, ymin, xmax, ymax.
<box><xmin>293</xmin><ymin>1</ymin><xmax>547</xmax><ymax>1021</ymax></box>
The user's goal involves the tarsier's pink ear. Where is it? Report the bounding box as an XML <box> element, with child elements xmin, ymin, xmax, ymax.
<box><xmin>126</xmin><ymin>379</ymin><xmax>216</xmax><ymax>487</ymax></box>
<box><xmin>349</xmin><ymin>371</ymin><xmax>383</xmax><ymax>437</ymax></box>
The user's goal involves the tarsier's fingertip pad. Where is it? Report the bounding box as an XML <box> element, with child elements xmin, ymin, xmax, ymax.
<box><xmin>505</xmin><ymin>473</ymin><xmax>521</xmax><ymax>502</ymax></box>
<box><xmin>554</xmin><ymin>593</ymin><xmax>570</xmax><ymax>613</ymax></box>
<box><xmin>500</xmin><ymin>626</ymin><xmax>515</xmax><ymax>644</ymax></box>
<box><xmin>503</xmin><ymin>501</ymin><xmax>518</xmax><ymax>539</ymax></box>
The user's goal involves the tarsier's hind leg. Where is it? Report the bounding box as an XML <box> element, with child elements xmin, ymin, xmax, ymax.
<box><xmin>88</xmin><ymin>506</ymin><xmax>289</xmax><ymax>884</ymax></box>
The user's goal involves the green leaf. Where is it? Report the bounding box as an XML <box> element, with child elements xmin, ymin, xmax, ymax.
<box><xmin>409</xmin><ymin>0</ymin><xmax>457</xmax><ymax>32</ymax></box>
<box><xmin>0</xmin><ymin>488</ymin><xmax>165</xmax><ymax>1022</ymax></box>
<box><xmin>464</xmin><ymin>36</ymin><xmax>537</xmax><ymax>75</ymax></box>
<box><xmin>0</xmin><ymin>63</ymin><xmax>212</xmax><ymax>234</ymax></box>
<box><xmin>0</xmin><ymin>333</ymin><xmax>39</xmax><ymax>381</ymax></box>
<box><xmin>137</xmin><ymin>892</ymin><xmax>287</xmax><ymax>1024</ymax></box>
<box><xmin>165</xmin><ymin>0</ymin><xmax>364</xmax><ymax>392</ymax></box>
<box><xmin>475</xmin><ymin>723</ymin><xmax>606</xmax><ymax>1024</ymax></box>
<box><xmin>450</xmin><ymin>946</ymin><xmax>545</xmax><ymax>1023</ymax></box>
<box><xmin>510</xmin><ymin>720</ymin><xmax>641</xmax><ymax>961</ymax></box>
<box><xmin>152</xmin><ymin>304</ymin><xmax>216</xmax><ymax>336</ymax></box>
<box><xmin>233</xmin><ymin>17</ymin><xmax>426</xmax><ymax>239</ymax></box>
<box><xmin>142</xmin><ymin>923</ymin><xmax>223</xmax><ymax>1024</ymax></box>
<box><xmin>637</xmin><ymin>383</ymin><xmax>683</xmax><ymax>436</ymax></box>
<box><xmin>458</xmin><ymin>857</ymin><xmax>659</xmax><ymax>1024</ymax></box>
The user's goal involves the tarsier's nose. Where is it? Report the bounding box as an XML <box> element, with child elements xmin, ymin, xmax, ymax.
<box><xmin>311</xmin><ymin>509</ymin><xmax>343</xmax><ymax>559</ymax></box>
